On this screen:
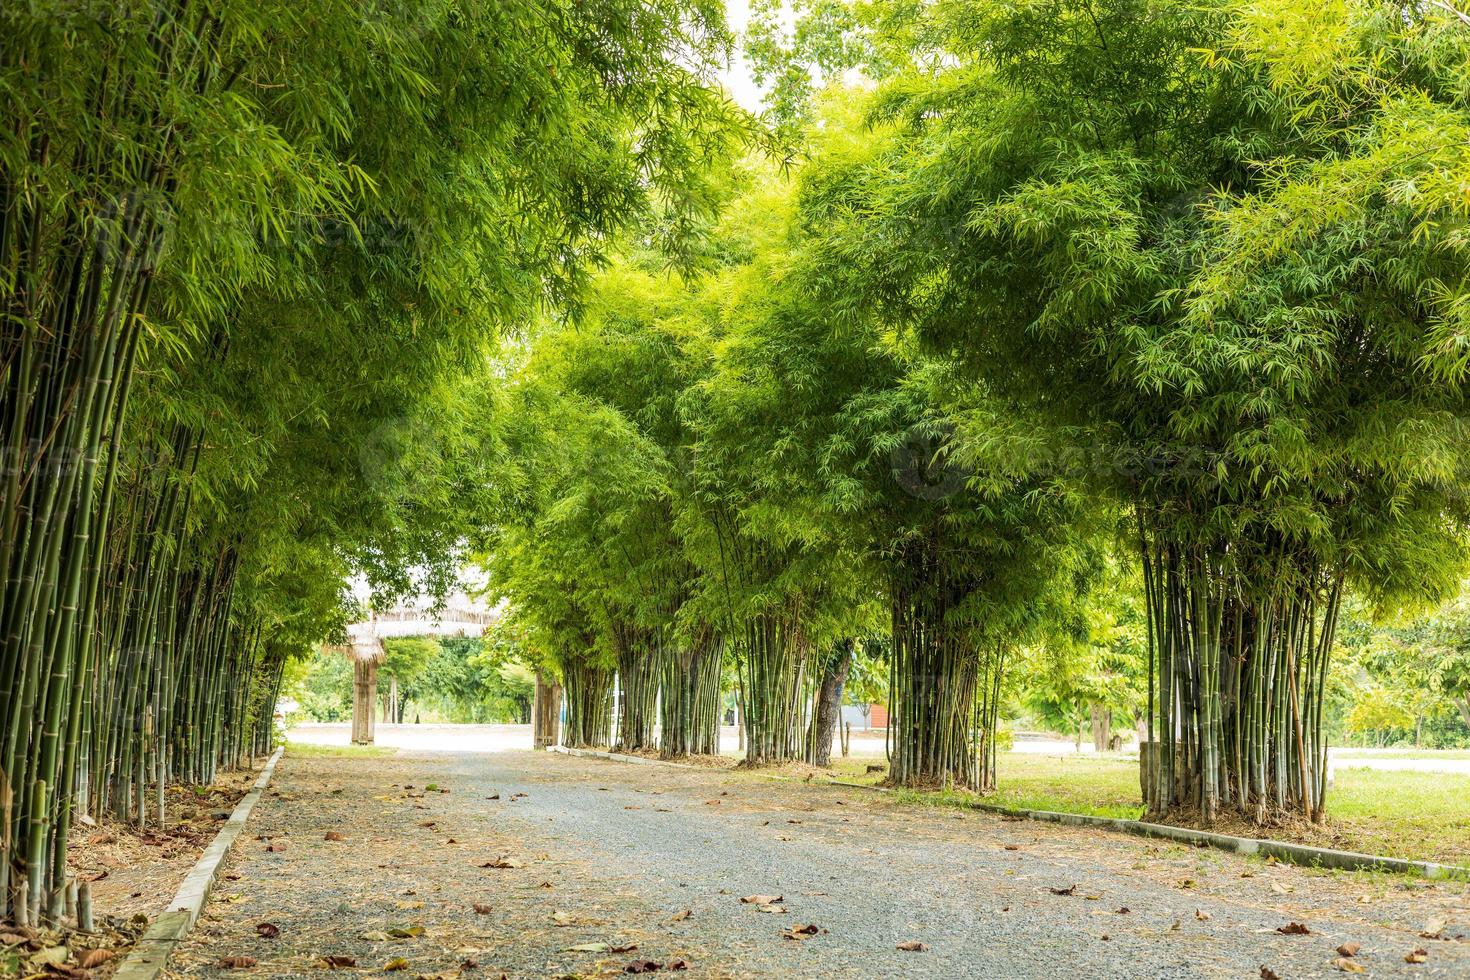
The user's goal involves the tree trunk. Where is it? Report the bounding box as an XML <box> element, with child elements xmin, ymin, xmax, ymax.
<box><xmin>388</xmin><ymin>674</ymin><xmax>399</xmax><ymax>725</ymax></box>
<box><xmin>1090</xmin><ymin>704</ymin><xmax>1111</xmax><ymax>754</ymax></box>
<box><xmin>532</xmin><ymin>672</ymin><xmax>563</xmax><ymax>749</ymax></box>
<box><xmin>352</xmin><ymin>658</ymin><xmax>378</xmax><ymax>745</ymax></box>
<box><xmin>811</xmin><ymin>641</ymin><xmax>853</xmax><ymax>768</ymax></box>
<box><xmin>1456</xmin><ymin>696</ymin><xmax>1470</xmax><ymax>732</ymax></box>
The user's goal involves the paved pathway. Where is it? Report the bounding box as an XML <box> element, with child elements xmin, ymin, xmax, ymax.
<box><xmin>164</xmin><ymin>749</ymin><xmax>1470</xmax><ymax>979</ymax></box>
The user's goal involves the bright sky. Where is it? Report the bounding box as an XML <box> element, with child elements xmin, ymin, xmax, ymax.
<box><xmin>720</xmin><ymin>0</ymin><xmax>770</xmax><ymax>112</ymax></box>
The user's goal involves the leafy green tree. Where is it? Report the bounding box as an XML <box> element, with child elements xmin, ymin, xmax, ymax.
<box><xmin>0</xmin><ymin>0</ymin><xmax>747</xmax><ymax>922</ymax></box>
<box><xmin>769</xmin><ymin>0</ymin><xmax>1470</xmax><ymax>823</ymax></box>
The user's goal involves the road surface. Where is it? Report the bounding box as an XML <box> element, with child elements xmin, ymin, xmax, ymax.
<box><xmin>162</xmin><ymin>747</ymin><xmax>1470</xmax><ymax>978</ymax></box>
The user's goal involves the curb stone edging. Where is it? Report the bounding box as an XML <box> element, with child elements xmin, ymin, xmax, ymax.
<box><xmin>112</xmin><ymin>747</ymin><xmax>286</xmax><ymax>980</ymax></box>
<box><xmin>549</xmin><ymin>744</ymin><xmax>1470</xmax><ymax>880</ymax></box>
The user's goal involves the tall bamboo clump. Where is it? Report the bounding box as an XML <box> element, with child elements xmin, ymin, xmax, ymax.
<box><xmin>1140</xmin><ymin>520</ymin><xmax>1343</xmax><ymax>825</ymax></box>
<box><xmin>561</xmin><ymin>658</ymin><xmax>615</xmax><ymax>749</ymax></box>
<box><xmin>0</xmin><ymin>5</ymin><xmax>231</xmax><ymax>925</ymax></box>
<box><xmin>884</xmin><ymin>536</ymin><xmax>1007</xmax><ymax>792</ymax></box>
<box><xmin>659</xmin><ymin>628</ymin><xmax>722</xmax><ymax>759</ymax></box>
<box><xmin>612</xmin><ymin>623</ymin><xmax>668</xmax><ymax>753</ymax></box>
<box><xmin>735</xmin><ymin>607</ymin><xmax>809</xmax><ymax>765</ymax></box>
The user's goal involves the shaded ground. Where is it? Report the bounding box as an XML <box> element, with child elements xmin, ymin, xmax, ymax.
<box><xmin>164</xmin><ymin>748</ymin><xmax>1469</xmax><ymax>979</ymax></box>
<box><xmin>69</xmin><ymin>769</ymin><xmax>260</xmax><ymax>924</ymax></box>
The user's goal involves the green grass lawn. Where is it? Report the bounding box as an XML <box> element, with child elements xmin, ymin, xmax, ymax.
<box><xmin>821</xmin><ymin>751</ymin><xmax>1470</xmax><ymax>867</ymax></box>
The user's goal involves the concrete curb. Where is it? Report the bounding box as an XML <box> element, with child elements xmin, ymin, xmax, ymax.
<box><xmin>549</xmin><ymin>745</ymin><xmax>1470</xmax><ymax>880</ymax></box>
<box><xmin>112</xmin><ymin>747</ymin><xmax>286</xmax><ymax>980</ymax></box>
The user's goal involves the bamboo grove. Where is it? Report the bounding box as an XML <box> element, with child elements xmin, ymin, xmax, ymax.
<box><xmin>478</xmin><ymin>0</ymin><xmax>1470</xmax><ymax>829</ymax></box>
<box><xmin>9</xmin><ymin>0</ymin><xmax>1470</xmax><ymax>934</ymax></box>
<box><xmin>1</xmin><ymin>0</ymin><xmax>740</xmax><ymax>928</ymax></box>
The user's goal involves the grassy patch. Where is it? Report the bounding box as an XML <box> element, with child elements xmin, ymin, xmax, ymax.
<box><xmin>915</xmin><ymin>752</ymin><xmax>1470</xmax><ymax>866</ymax></box>
<box><xmin>1321</xmin><ymin>768</ymin><xmax>1470</xmax><ymax>865</ymax></box>
<box><xmin>286</xmin><ymin>741</ymin><xmax>396</xmax><ymax>758</ymax></box>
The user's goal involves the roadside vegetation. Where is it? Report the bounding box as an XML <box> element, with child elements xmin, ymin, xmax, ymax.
<box><xmin>10</xmin><ymin>0</ymin><xmax>1470</xmax><ymax>938</ymax></box>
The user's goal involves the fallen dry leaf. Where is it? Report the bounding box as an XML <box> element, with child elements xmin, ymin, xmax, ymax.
<box><xmin>610</xmin><ymin>943</ymin><xmax>639</xmax><ymax>953</ymax></box>
<box><xmin>668</xmin><ymin>909</ymin><xmax>691</xmax><ymax>923</ymax></box>
<box><xmin>781</xmin><ymin>923</ymin><xmax>825</xmax><ymax>940</ymax></box>
<box><xmin>480</xmin><ymin>857</ymin><xmax>524</xmax><ymax>869</ymax></box>
<box><xmin>318</xmin><ymin>955</ymin><xmax>357</xmax><ymax>968</ymax></box>
<box><xmin>741</xmin><ymin>894</ymin><xmax>783</xmax><ymax>905</ymax></box>
<box><xmin>895</xmin><ymin>941</ymin><xmax>929</xmax><ymax>952</ymax></box>
<box><xmin>1195</xmin><ymin>909</ymin><xmax>1211</xmax><ymax>922</ymax></box>
<box><xmin>254</xmin><ymin>922</ymin><xmax>279</xmax><ymax>939</ymax></box>
<box><xmin>1406</xmin><ymin>948</ymin><xmax>1429</xmax><ymax>964</ymax></box>
<box><xmin>1049</xmin><ymin>884</ymin><xmax>1078</xmax><ymax>896</ymax></box>
<box><xmin>1260</xmin><ymin>968</ymin><xmax>1280</xmax><ymax>980</ymax></box>
<box><xmin>219</xmin><ymin>956</ymin><xmax>258</xmax><ymax>969</ymax></box>
<box><xmin>1337</xmin><ymin>943</ymin><xmax>1361</xmax><ymax>958</ymax></box>
<box><xmin>324</xmin><ymin>832</ymin><xmax>345</xmax><ymax>842</ymax></box>
<box><xmin>1421</xmin><ymin>917</ymin><xmax>1447</xmax><ymax>940</ymax></box>
<box><xmin>76</xmin><ymin>949</ymin><xmax>116</xmax><ymax>969</ymax></box>
<box><xmin>1276</xmin><ymin>922</ymin><xmax>1311</xmax><ymax>936</ymax></box>
<box><xmin>472</xmin><ymin>904</ymin><xmax>492</xmax><ymax>915</ymax></box>
<box><xmin>624</xmin><ymin>960</ymin><xmax>662</xmax><ymax>974</ymax></box>
<box><xmin>1334</xmin><ymin>959</ymin><xmax>1367</xmax><ymax>974</ymax></box>
<box><xmin>666</xmin><ymin>959</ymin><xmax>690</xmax><ymax>971</ymax></box>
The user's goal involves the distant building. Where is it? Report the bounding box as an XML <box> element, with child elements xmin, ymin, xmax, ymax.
<box><xmin>840</xmin><ymin>703</ymin><xmax>888</xmax><ymax>730</ymax></box>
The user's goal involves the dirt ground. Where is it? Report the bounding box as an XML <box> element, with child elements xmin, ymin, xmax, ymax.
<box><xmin>154</xmin><ymin>748</ymin><xmax>1470</xmax><ymax>979</ymax></box>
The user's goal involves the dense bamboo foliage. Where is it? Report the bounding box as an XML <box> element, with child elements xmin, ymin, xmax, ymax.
<box><xmin>0</xmin><ymin>0</ymin><xmax>739</xmax><ymax>926</ymax></box>
<box><xmin>478</xmin><ymin>0</ymin><xmax>1470</xmax><ymax>825</ymax></box>
<box><xmin>746</xmin><ymin>0</ymin><xmax>1470</xmax><ymax>821</ymax></box>
<box><xmin>10</xmin><ymin>1</ymin><xmax>1470</xmax><ymax>933</ymax></box>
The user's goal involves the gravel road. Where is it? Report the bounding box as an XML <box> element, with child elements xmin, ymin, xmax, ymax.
<box><xmin>163</xmin><ymin>748</ymin><xmax>1470</xmax><ymax>979</ymax></box>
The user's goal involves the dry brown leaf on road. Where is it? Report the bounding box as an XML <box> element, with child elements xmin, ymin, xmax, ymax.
<box><xmin>254</xmin><ymin>922</ymin><xmax>279</xmax><ymax>938</ymax></box>
<box><xmin>480</xmin><ymin>857</ymin><xmax>523</xmax><ymax>869</ymax></box>
<box><xmin>218</xmin><ymin>955</ymin><xmax>258</xmax><ymax>969</ymax></box>
<box><xmin>896</xmin><ymin>941</ymin><xmax>929</xmax><ymax>952</ymax></box>
<box><xmin>740</xmin><ymin>895</ymin><xmax>782</xmax><ymax>905</ymax></box>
